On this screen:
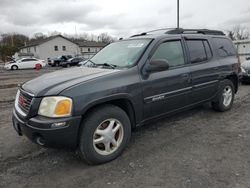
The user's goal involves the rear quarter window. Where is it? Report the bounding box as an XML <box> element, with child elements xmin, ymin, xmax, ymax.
<box><xmin>213</xmin><ymin>38</ymin><xmax>237</xmax><ymax>57</ymax></box>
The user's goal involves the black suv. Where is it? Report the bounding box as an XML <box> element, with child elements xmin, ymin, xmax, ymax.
<box><xmin>12</xmin><ymin>28</ymin><xmax>240</xmax><ymax>164</ymax></box>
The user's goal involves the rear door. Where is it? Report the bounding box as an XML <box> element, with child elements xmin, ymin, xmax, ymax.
<box><xmin>142</xmin><ymin>38</ymin><xmax>192</xmax><ymax>120</ymax></box>
<box><xmin>184</xmin><ymin>37</ymin><xmax>220</xmax><ymax>103</ymax></box>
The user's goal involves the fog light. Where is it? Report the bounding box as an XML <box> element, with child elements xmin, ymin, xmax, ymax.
<box><xmin>51</xmin><ymin>122</ymin><xmax>67</xmax><ymax>128</ymax></box>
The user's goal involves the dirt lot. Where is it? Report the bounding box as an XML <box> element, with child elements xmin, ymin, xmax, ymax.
<box><xmin>1</xmin><ymin>67</ymin><xmax>250</xmax><ymax>188</ymax></box>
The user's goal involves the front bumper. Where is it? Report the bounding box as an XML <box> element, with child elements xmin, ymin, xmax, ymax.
<box><xmin>12</xmin><ymin>109</ymin><xmax>82</xmax><ymax>148</ymax></box>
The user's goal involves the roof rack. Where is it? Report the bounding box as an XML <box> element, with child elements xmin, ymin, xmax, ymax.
<box><xmin>130</xmin><ymin>28</ymin><xmax>225</xmax><ymax>38</ymax></box>
<box><xmin>165</xmin><ymin>28</ymin><xmax>225</xmax><ymax>35</ymax></box>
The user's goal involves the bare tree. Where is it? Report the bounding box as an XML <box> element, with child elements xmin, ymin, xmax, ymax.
<box><xmin>97</xmin><ymin>33</ymin><xmax>116</xmax><ymax>43</ymax></box>
<box><xmin>227</xmin><ymin>25</ymin><xmax>249</xmax><ymax>41</ymax></box>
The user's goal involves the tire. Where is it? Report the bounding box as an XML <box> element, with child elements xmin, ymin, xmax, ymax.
<box><xmin>78</xmin><ymin>105</ymin><xmax>131</xmax><ymax>165</ymax></box>
<box><xmin>11</xmin><ymin>65</ymin><xmax>18</xmax><ymax>70</ymax></box>
<box><xmin>212</xmin><ymin>79</ymin><xmax>235</xmax><ymax>112</ymax></box>
<box><xmin>67</xmin><ymin>64</ymin><xmax>70</xmax><ymax>68</ymax></box>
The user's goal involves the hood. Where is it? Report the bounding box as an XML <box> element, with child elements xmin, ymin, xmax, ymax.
<box><xmin>22</xmin><ymin>67</ymin><xmax>120</xmax><ymax>97</ymax></box>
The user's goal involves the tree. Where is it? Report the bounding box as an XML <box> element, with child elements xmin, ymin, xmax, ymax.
<box><xmin>97</xmin><ymin>33</ymin><xmax>116</xmax><ymax>43</ymax></box>
<box><xmin>227</xmin><ymin>25</ymin><xmax>250</xmax><ymax>41</ymax></box>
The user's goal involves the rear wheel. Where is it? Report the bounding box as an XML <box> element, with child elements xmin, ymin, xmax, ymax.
<box><xmin>212</xmin><ymin>79</ymin><xmax>235</xmax><ymax>112</ymax></box>
<box><xmin>11</xmin><ymin>65</ymin><xmax>18</xmax><ymax>70</ymax></box>
<box><xmin>78</xmin><ymin>105</ymin><xmax>131</xmax><ymax>165</ymax></box>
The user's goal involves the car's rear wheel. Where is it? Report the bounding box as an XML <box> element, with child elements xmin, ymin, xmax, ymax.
<box><xmin>78</xmin><ymin>105</ymin><xmax>131</xmax><ymax>165</ymax></box>
<box><xmin>212</xmin><ymin>79</ymin><xmax>235</xmax><ymax>112</ymax></box>
<box><xmin>11</xmin><ymin>65</ymin><xmax>18</xmax><ymax>70</ymax></box>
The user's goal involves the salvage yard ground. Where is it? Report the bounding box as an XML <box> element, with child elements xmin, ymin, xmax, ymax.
<box><xmin>1</xmin><ymin>67</ymin><xmax>250</xmax><ymax>187</ymax></box>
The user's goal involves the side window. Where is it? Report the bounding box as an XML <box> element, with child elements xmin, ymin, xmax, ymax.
<box><xmin>54</xmin><ymin>46</ymin><xmax>58</xmax><ymax>51</ymax></box>
<box><xmin>62</xmin><ymin>46</ymin><xmax>66</xmax><ymax>51</ymax></box>
<box><xmin>21</xmin><ymin>59</ymin><xmax>29</xmax><ymax>62</ymax></box>
<box><xmin>186</xmin><ymin>40</ymin><xmax>208</xmax><ymax>63</ymax></box>
<box><xmin>151</xmin><ymin>40</ymin><xmax>185</xmax><ymax>68</ymax></box>
<box><xmin>213</xmin><ymin>38</ymin><xmax>236</xmax><ymax>57</ymax></box>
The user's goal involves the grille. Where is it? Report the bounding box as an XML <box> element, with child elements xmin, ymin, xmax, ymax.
<box><xmin>18</xmin><ymin>90</ymin><xmax>33</xmax><ymax>114</ymax></box>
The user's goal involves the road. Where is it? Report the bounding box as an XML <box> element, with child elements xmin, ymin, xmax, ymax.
<box><xmin>1</xmin><ymin>67</ymin><xmax>250</xmax><ymax>188</ymax></box>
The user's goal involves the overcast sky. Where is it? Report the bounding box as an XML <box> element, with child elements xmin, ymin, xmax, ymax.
<box><xmin>0</xmin><ymin>0</ymin><xmax>250</xmax><ymax>38</ymax></box>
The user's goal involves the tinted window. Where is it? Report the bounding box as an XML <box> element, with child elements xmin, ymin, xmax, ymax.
<box><xmin>151</xmin><ymin>40</ymin><xmax>185</xmax><ymax>67</ymax></box>
<box><xmin>213</xmin><ymin>38</ymin><xmax>236</xmax><ymax>57</ymax></box>
<box><xmin>186</xmin><ymin>40</ymin><xmax>207</xmax><ymax>63</ymax></box>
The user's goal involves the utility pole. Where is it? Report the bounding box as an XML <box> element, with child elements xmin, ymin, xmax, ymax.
<box><xmin>177</xmin><ymin>0</ymin><xmax>180</xmax><ymax>28</ymax></box>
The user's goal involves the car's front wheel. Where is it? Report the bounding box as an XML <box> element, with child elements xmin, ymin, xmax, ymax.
<box><xmin>212</xmin><ymin>79</ymin><xmax>235</xmax><ymax>112</ymax></box>
<box><xmin>11</xmin><ymin>65</ymin><xmax>18</xmax><ymax>70</ymax></box>
<box><xmin>78</xmin><ymin>105</ymin><xmax>131</xmax><ymax>164</ymax></box>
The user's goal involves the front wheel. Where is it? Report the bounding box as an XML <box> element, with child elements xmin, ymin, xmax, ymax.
<box><xmin>212</xmin><ymin>79</ymin><xmax>235</xmax><ymax>112</ymax></box>
<box><xmin>78</xmin><ymin>105</ymin><xmax>131</xmax><ymax>165</ymax></box>
<box><xmin>11</xmin><ymin>65</ymin><xmax>18</xmax><ymax>70</ymax></box>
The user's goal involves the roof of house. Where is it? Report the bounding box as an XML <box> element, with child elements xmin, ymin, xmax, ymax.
<box><xmin>75</xmin><ymin>40</ymin><xmax>108</xmax><ymax>47</ymax></box>
<box><xmin>19</xmin><ymin>35</ymin><xmax>78</xmax><ymax>49</ymax></box>
<box><xmin>20</xmin><ymin>35</ymin><xmax>108</xmax><ymax>49</ymax></box>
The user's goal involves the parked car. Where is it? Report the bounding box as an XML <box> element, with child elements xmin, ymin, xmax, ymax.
<box><xmin>12</xmin><ymin>28</ymin><xmax>240</xmax><ymax>164</ymax></box>
<box><xmin>48</xmin><ymin>55</ymin><xmax>72</xmax><ymax>66</ymax></box>
<box><xmin>61</xmin><ymin>57</ymin><xmax>85</xmax><ymax>67</ymax></box>
<box><xmin>77</xmin><ymin>59</ymin><xmax>89</xmax><ymax>66</ymax></box>
<box><xmin>4</xmin><ymin>58</ymin><xmax>46</xmax><ymax>70</ymax></box>
<box><xmin>240</xmin><ymin>59</ymin><xmax>250</xmax><ymax>83</ymax></box>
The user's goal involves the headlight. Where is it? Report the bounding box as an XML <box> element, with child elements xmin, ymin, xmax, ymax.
<box><xmin>38</xmin><ymin>96</ymin><xmax>72</xmax><ymax>117</ymax></box>
<box><xmin>241</xmin><ymin>67</ymin><xmax>246</xmax><ymax>74</ymax></box>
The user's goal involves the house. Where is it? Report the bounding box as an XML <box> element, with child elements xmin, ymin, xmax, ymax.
<box><xmin>16</xmin><ymin>35</ymin><xmax>107</xmax><ymax>61</ymax></box>
<box><xmin>234</xmin><ymin>39</ymin><xmax>250</xmax><ymax>63</ymax></box>
<box><xmin>17</xmin><ymin>35</ymin><xmax>80</xmax><ymax>61</ymax></box>
<box><xmin>76</xmin><ymin>41</ymin><xmax>107</xmax><ymax>59</ymax></box>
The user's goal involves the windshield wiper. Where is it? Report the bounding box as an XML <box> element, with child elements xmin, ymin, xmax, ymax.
<box><xmin>95</xmin><ymin>63</ymin><xmax>117</xmax><ymax>69</ymax></box>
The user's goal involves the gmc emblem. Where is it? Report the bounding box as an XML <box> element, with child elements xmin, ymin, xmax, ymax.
<box><xmin>19</xmin><ymin>95</ymin><xmax>27</xmax><ymax>106</ymax></box>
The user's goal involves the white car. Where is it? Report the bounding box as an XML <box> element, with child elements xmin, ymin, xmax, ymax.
<box><xmin>4</xmin><ymin>58</ymin><xmax>46</xmax><ymax>70</ymax></box>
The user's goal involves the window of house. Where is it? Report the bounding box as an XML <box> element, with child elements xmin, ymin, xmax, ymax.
<box><xmin>88</xmin><ymin>48</ymin><xmax>90</xmax><ymax>52</ymax></box>
<box><xmin>213</xmin><ymin>38</ymin><xmax>236</xmax><ymax>57</ymax></box>
<box><xmin>54</xmin><ymin>46</ymin><xmax>58</xmax><ymax>51</ymax></box>
<box><xmin>186</xmin><ymin>40</ymin><xmax>212</xmax><ymax>63</ymax></box>
<box><xmin>151</xmin><ymin>40</ymin><xmax>185</xmax><ymax>68</ymax></box>
<box><xmin>62</xmin><ymin>46</ymin><xmax>66</xmax><ymax>51</ymax></box>
<box><xmin>27</xmin><ymin>48</ymin><xmax>30</xmax><ymax>53</ymax></box>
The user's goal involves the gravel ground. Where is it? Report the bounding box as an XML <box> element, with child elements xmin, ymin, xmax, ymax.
<box><xmin>1</xmin><ymin>67</ymin><xmax>250</xmax><ymax>188</ymax></box>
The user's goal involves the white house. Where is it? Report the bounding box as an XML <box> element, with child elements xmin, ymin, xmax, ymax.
<box><xmin>15</xmin><ymin>35</ymin><xmax>107</xmax><ymax>60</ymax></box>
<box><xmin>234</xmin><ymin>39</ymin><xmax>250</xmax><ymax>63</ymax></box>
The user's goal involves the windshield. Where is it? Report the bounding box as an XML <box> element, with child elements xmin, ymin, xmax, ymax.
<box><xmin>91</xmin><ymin>39</ymin><xmax>151</xmax><ymax>68</ymax></box>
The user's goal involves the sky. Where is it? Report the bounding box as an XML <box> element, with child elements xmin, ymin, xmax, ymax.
<box><xmin>0</xmin><ymin>0</ymin><xmax>250</xmax><ymax>38</ymax></box>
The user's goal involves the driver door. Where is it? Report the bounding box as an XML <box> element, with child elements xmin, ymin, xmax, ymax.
<box><xmin>142</xmin><ymin>39</ymin><xmax>192</xmax><ymax>120</ymax></box>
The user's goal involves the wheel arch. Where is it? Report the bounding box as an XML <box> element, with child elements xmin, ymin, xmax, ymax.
<box><xmin>225</xmin><ymin>74</ymin><xmax>239</xmax><ymax>93</ymax></box>
<box><xmin>76</xmin><ymin>96</ymin><xmax>137</xmax><ymax>146</ymax></box>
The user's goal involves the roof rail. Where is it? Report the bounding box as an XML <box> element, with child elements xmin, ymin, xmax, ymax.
<box><xmin>165</xmin><ymin>28</ymin><xmax>225</xmax><ymax>35</ymax></box>
<box><xmin>130</xmin><ymin>28</ymin><xmax>175</xmax><ymax>38</ymax></box>
<box><xmin>130</xmin><ymin>28</ymin><xmax>225</xmax><ymax>38</ymax></box>
<box><xmin>130</xmin><ymin>32</ymin><xmax>147</xmax><ymax>38</ymax></box>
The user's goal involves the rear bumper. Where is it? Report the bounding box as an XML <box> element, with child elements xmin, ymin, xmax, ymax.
<box><xmin>12</xmin><ymin>109</ymin><xmax>82</xmax><ymax>148</ymax></box>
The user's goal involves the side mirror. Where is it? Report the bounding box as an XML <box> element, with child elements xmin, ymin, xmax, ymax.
<box><xmin>145</xmin><ymin>59</ymin><xmax>169</xmax><ymax>73</ymax></box>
